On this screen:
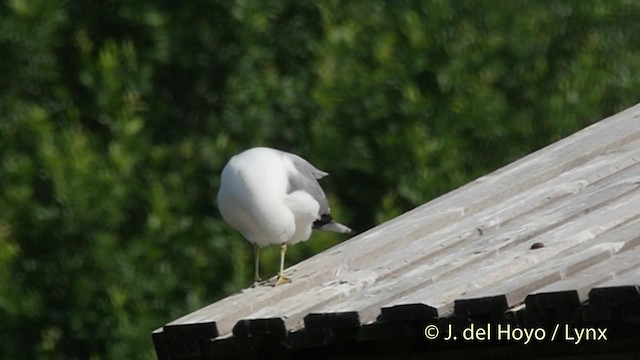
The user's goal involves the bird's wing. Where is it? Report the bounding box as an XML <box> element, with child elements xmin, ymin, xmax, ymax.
<box><xmin>283</xmin><ymin>152</ymin><xmax>330</xmax><ymax>215</ymax></box>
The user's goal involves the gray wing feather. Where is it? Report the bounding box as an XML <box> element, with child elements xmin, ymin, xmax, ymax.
<box><xmin>284</xmin><ymin>152</ymin><xmax>330</xmax><ymax>214</ymax></box>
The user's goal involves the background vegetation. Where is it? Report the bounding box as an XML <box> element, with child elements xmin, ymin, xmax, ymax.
<box><xmin>2</xmin><ymin>0</ymin><xmax>640</xmax><ymax>358</ymax></box>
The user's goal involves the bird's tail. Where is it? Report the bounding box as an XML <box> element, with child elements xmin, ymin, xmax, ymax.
<box><xmin>313</xmin><ymin>214</ymin><xmax>354</xmax><ymax>235</ymax></box>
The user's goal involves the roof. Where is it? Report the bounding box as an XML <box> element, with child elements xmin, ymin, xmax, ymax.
<box><xmin>153</xmin><ymin>103</ymin><xmax>640</xmax><ymax>359</ymax></box>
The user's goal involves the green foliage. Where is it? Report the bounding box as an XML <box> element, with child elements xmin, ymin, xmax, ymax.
<box><xmin>2</xmin><ymin>0</ymin><xmax>640</xmax><ymax>358</ymax></box>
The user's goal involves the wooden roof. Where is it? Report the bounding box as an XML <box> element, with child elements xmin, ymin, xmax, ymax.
<box><xmin>153</xmin><ymin>104</ymin><xmax>640</xmax><ymax>359</ymax></box>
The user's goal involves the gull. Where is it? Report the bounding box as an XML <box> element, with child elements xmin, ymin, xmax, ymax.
<box><xmin>217</xmin><ymin>147</ymin><xmax>353</xmax><ymax>286</ymax></box>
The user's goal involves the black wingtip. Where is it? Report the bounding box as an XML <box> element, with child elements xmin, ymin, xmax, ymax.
<box><xmin>313</xmin><ymin>213</ymin><xmax>334</xmax><ymax>228</ymax></box>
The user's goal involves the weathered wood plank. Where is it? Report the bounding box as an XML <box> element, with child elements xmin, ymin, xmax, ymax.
<box><xmin>204</xmin><ymin>334</ymin><xmax>250</xmax><ymax>360</ymax></box>
<box><xmin>457</xmin><ymin>216</ymin><xmax>640</xmax><ymax>305</ymax></box>
<box><xmin>379</xmin><ymin>303</ymin><xmax>438</xmax><ymax>322</ymax></box>
<box><xmin>323</xmin><ymin>109</ymin><xmax>640</xmax><ymax>279</ymax></box>
<box><xmin>304</xmin><ymin>312</ymin><xmax>360</xmax><ymax>329</ymax></box>
<box><xmin>454</xmin><ymin>295</ymin><xmax>510</xmax><ymax>319</ymax></box>
<box><xmin>455</xmin><ymin>243</ymin><xmax>619</xmax><ymax>306</ymax></box>
<box><xmin>366</xmin><ymin>149</ymin><xmax>640</xmax><ymax>284</ymax></box>
<box><xmin>162</xmin><ymin>104</ymin><xmax>640</xmax><ymax>340</ymax></box>
<box><xmin>523</xmin><ymin>291</ymin><xmax>583</xmax><ymax>324</ymax></box>
<box><xmin>310</xmin><ymin>165</ymin><xmax>640</xmax><ymax>324</ymax></box>
<box><xmin>231</xmin><ymin>317</ymin><xmax>286</xmax><ymax>338</ymax></box>
<box><xmin>354</xmin><ymin>141</ymin><xmax>640</xmax><ymax>289</ymax></box>
<box><xmin>590</xmin><ymin>266</ymin><xmax>640</xmax><ymax>288</ymax></box>
<box><xmin>520</xmin><ymin>248</ymin><xmax>638</xmax><ymax>324</ymax></box>
<box><xmin>374</xmin><ymin>187</ymin><xmax>640</xmax><ymax>321</ymax></box>
<box><xmin>151</xmin><ymin>328</ymin><xmax>171</xmax><ymax>360</ymax></box>
<box><xmin>531</xmin><ymin>242</ymin><xmax>640</xmax><ymax>302</ymax></box>
<box><xmin>587</xmin><ymin>283</ymin><xmax>640</xmax><ymax>321</ymax></box>
<box><xmin>226</xmin><ymin>269</ymin><xmax>377</xmax><ymax>333</ymax></box>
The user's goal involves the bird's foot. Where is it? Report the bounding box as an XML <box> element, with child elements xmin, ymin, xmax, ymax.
<box><xmin>274</xmin><ymin>273</ymin><xmax>291</xmax><ymax>286</ymax></box>
<box><xmin>250</xmin><ymin>274</ymin><xmax>265</xmax><ymax>288</ymax></box>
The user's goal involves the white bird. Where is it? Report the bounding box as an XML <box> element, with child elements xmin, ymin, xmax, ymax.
<box><xmin>217</xmin><ymin>147</ymin><xmax>353</xmax><ymax>286</ymax></box>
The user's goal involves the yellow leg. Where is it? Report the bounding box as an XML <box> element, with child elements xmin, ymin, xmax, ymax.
<box><xmin>275</xmin><ymin>243</ymin><xmax>291</xmax><ymax>286</ymax></box>
<box><xmin>252</xmin><ymin>244</ymin><xmax>262</xmax><ymax>287</ymax></box>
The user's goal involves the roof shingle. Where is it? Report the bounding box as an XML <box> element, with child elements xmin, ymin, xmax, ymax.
<box><xmin>153</xmin><ymin>103</ymin><xmax>640</xmax><ymax>359</ymax></box>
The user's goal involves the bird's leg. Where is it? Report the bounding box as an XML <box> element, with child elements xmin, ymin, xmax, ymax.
<box><xmin>252</xmin><ymin>244</ymin><xmax>262</xmax><ymax>287</ymax></box>
<box><xmin>275</xmin><ymin>243</ymin><xmax>291</xmax><ymax>286</ymax></box>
